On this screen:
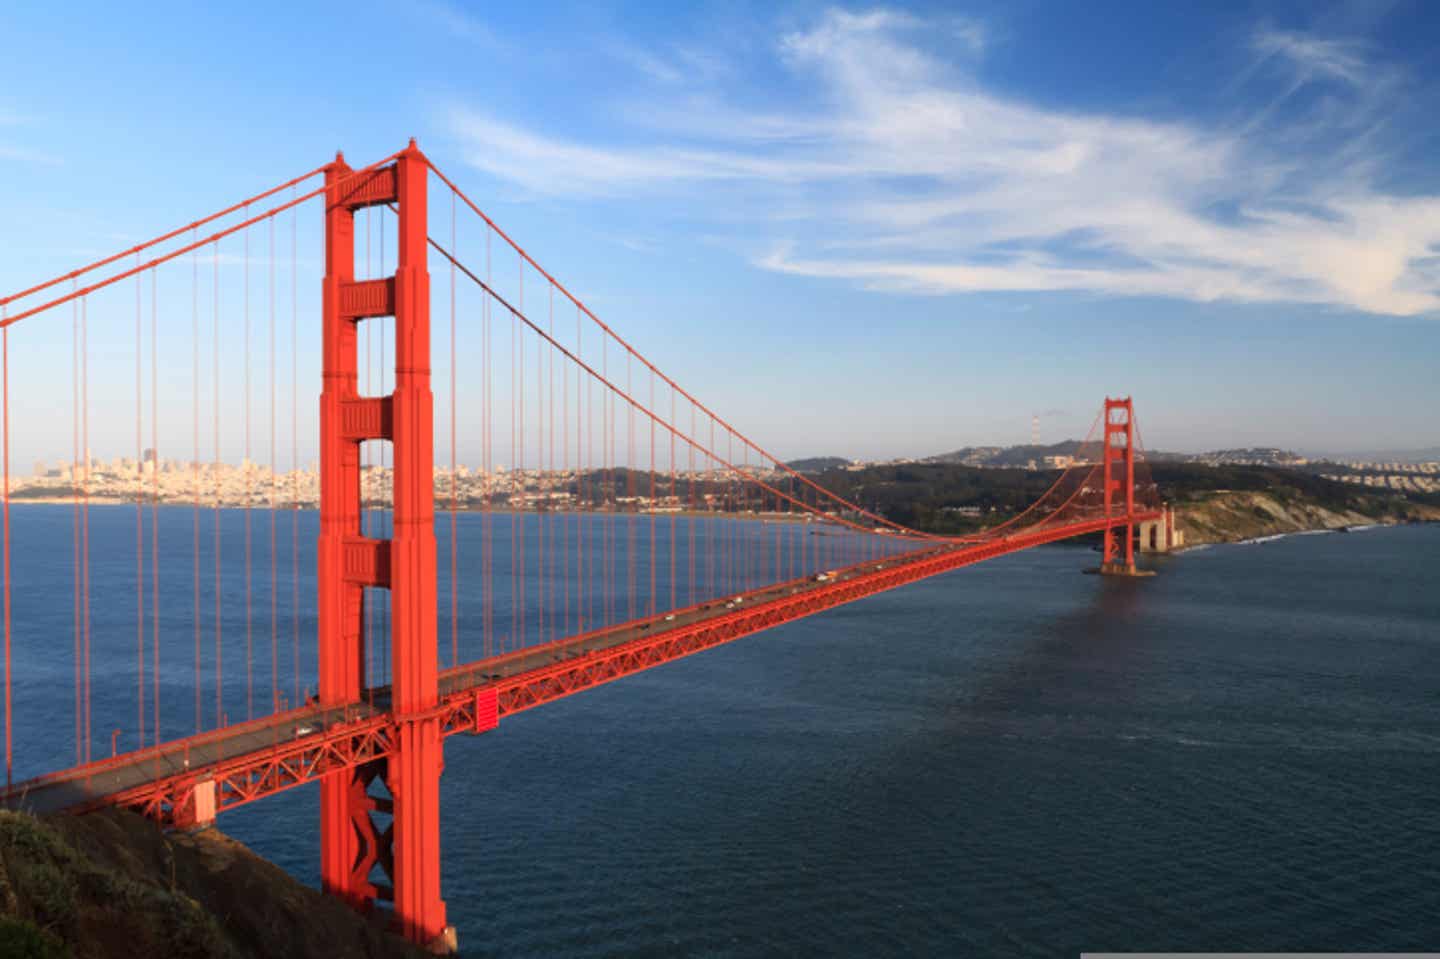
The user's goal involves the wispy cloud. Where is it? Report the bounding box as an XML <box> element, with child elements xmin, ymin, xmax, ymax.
<box><xmin>412</xmin><ymin>0</ymin><xmax>502</xmax><ymax>47</ymax></box>
<box><xmin>0</xmin><ymin>108</ymin><xmax>59</xmax><ymax>165</ymax></box>
<box><xmin>1253</xmin><ymin>29</ymin><xmax>1367</xmax><ymax>86</ymax></box>
<box><xmin>446</xmin><ymin>8</ymin><xmax>1440</xmax><ymax>317</ymax></box>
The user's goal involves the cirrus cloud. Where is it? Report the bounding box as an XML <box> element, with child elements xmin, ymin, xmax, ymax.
<box><xmin>448</xmin><ymin>8</ymin><xmax>1440</xmax><ymax>317</ymax></box>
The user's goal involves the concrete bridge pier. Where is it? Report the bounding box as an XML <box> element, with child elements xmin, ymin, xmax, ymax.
<box><xmin>1137</xmin><ymin>506</ymin><xmax>1184</xmax><ymax>554</ymax></box>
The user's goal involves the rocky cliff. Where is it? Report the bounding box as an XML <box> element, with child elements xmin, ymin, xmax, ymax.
<box><xmin>1175</xmin><ymin>489</ymin><xmax>1440</xmax><ymax>547</ymax></box>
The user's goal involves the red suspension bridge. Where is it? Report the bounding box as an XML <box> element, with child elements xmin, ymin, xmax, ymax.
<box><xmin>0</xmin><ymin>141</ymin><xmax>1165</xmax><ymax>951</ymax></box>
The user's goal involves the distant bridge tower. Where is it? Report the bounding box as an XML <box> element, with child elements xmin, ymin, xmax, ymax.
<box><xmin>1099</xmin><ymin>396</ymin><xmax>1141</xmax><ymax>575</ymax></box>
<box><xmin>317</xmin><ymin>141</ymin><xmax>453</xmax><ymax>951</ymax></box>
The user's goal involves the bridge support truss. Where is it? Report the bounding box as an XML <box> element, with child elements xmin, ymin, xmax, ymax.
<box><xmin>318</xmin><ymin>141</ymin><xmax>453</xmax><ymax>951</ymax></box>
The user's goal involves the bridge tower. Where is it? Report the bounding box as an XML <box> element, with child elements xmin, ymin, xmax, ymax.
<box><xmin>318</xmin><ymin>141</ymin><xmax>452</xmax><ymax>951</ymax></box>
<box><xmin>1100</xmin><ymin>396</ymin><xmax>1138</xmax><ymax>574</ymax></box>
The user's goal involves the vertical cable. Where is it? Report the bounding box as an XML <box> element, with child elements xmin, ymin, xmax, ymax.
<box><xmin>482</xmin><ymin>227</ymin><xmax>492</xmax><ymax>658</ymax></box>
<box><xmin>135</xmin><ymin>262</ymin><xmax>146</xmax><ymax>749</ymax></box>
<box><xmin>244</xmin><ymin>205</ymin><xmax>253</xmax><ymax>721</ymax></box>
<box><xmin>516</xmin><ymin>283</ymin><xmax>525</xmax><ymax>651</ymax></box>
<box><xmin>81</xmin><ymin>295</ymin><xmax>91</xmax><ymax>761</ymax></box>
<box><xmin>546</xmin><ymin>284</ymin><xmax>554</xmax><ymax>642</ymax></box>
<box><xmin>449</xmin><ymin>190</ymin><xmax>458</xmax><ymax>668</ymax></box>
<box><xmin>291</xmin><ymin>189</ymin><xmax>300</xmax><ymax>708</ymax></box>
<box><xmin>547</xmin><ymin>285</ymin><xmax>555</xmax><ymax>641</ymax></box>
<box><xmin>213</xmin><ymin>240</ymin><xmax>223</xmax><ymax>729</ymax></box>
<box><xmin>559</xmin><ymin>288</ymin><xmax>569</xmax><ymax>637</ymax></box>
<box><xmin>536</xmin><ymin>286</ymin><xmax>546</xmax><ymax>645</ymax></box>
<box><xmin>192</xmin><ymin>229</ymin><xmax>201</xmax><ymax>734</ymax></box>
<box><xmin>670</xmin><ymin>385</ymin><xmax>677</xmax><ymax>614</ymax></box>
<box><xmin>72</xmin><ymin>288</ymin><xmax>80</xmax><ymax>762</ymax></box>
<box><xmin>269</xmin><ymin>216</ymin><xmax>278</xmax><ymax>713</ymax></box>
<box><xmin>150</xmin><ymin>269</ymin><xmax>160</xmax><ymax>747</ymax></box>
<box><xmin>2</xmin><ymin>312</ymin><xmax>10</xmax><ymax>786</ymax></box>
<box><xmin>648</xmin><ymin>369</ymin><xmax>655</xmax><ymax>618</ymax></box>
<box><xmin>570</xmin><ymin>302</ymin><xmax>576</xmax><ymax>630</ymax></box>
<box><xmin>626</xmin><ymin>353</ymin><xmax>634</xmax><ymax>624</ymax></box>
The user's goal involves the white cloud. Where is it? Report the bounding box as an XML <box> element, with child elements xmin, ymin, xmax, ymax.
<box><xmin>447</xmin><ymin>9</ymin><xmax>1440</xmax><ymax>317</ymax></box>
<box><xmin>1253</xmin><ymin>30</ymin><xmax>1367</xmax><ymax>86</ymax></box>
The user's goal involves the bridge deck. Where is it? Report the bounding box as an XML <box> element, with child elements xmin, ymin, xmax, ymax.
<box><xmin>1</xmin><ymin>514</ymin><xmax>1156</xmax><ymax>822</ymax></box>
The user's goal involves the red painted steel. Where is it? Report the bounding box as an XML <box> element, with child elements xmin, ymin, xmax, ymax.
<box><xmin>317</xmin><ymin>142</ymin><xmax>446</xmax><ymax>948</ymax></box>
<box><xmin>1101</xmin><ymin>397</ymin><xmax>1137</xmax><ymax>570</ymax></box>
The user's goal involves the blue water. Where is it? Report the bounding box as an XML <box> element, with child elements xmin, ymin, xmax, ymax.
<box><xmin>11</xmin><ymin>510</ymin><xmax>1440</xmax><ymax>954</ymax></box>
<box><xmin>4</xmin><ymin>505</ymin><xmax>905</xmax><ymax>776</ymax></box>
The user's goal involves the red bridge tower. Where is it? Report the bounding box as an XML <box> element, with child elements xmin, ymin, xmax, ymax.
<box><xmin>317</xmin><ymin>141</ymin><xmax>451</xmax><ymax>951</ymax></box>
<box><xmin>1099</xmin><ymin>396</ymin><xmax>1143</xmax><ymax>575</ymax></box>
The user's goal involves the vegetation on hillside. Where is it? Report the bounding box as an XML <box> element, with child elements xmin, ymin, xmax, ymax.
<box><xmin>803</xmin><ymin>461</ymin><xmax>1439</xmax><ymax>536</ymax></box>
<box><xmin>0</xmin><ymin>809</ymin><xmax>424</xmax><ymax>959</ymax></box>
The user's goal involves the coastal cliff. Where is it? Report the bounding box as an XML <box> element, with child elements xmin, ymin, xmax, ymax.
<box><xmin>1173</xmin><ymin>489</ymin><xmax>1440</xmax><ymax>547</ymax></box>
<box><xmin>0</xmin><ymin>809</ymin><xmax>423</xmax><ymax>959</ymax></box>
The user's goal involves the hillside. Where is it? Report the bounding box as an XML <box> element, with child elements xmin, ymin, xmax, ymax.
<box><xmin>1149</xmin><ymin>462</ymin><xmax>1440</xmax><ymax>545</ymax></box>
<box><xmin>808</xmin><ymin>460</ymin><xmax>1440</xmax><ymax>539</ymax></box>
<box><xmin>0</xmin><ymin>809</ymin><xmax>424</xmax><ymax>959</ymax></box>
<box><xmin>785</xmin><ymin>456</ymin><xmax>852</xmax><ymax>473</ymax></box>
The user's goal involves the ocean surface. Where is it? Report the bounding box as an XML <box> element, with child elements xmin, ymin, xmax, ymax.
<box><xmin>10</xmin><ymin>510</ymin><xmax>1440</xmax><ymax>955</ymax></box>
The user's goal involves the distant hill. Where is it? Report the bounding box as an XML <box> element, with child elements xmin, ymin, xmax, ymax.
<box><xmin>1308</xmin><ymin>446</ymin><xmax>1440</xmax><ymax>464</ymax></box>
<box><xmin>786</xmin><ymin>456</ymin><xmax>852</xmax><ymax>473</ymax></box>
<box><xmin>925</xmin><ymin>440</ymin><xmax>1084</xmax><ymax>468</ymax></box>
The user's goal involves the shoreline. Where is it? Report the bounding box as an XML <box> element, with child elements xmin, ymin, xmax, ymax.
<box><xmin>0</xmin><ymin>498</ymin><xmax>832</xmax><ymax>526</ymax></box>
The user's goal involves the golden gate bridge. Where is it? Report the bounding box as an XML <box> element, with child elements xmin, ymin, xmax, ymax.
<box><xmin>0</xmin><ymin>140</ymin><xmax>1165</xmax><ymax>951</ymax></box>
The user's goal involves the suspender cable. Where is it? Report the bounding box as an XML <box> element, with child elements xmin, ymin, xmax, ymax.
<box><xmin>449</xmin><ymin>190</ymin><xmax>458</xmax><ymax>669</ymax></box>
<box><xmin>72</xmin><ymin>290</ymin><xmax>80</xmax><ymax>762</ymax></box>
<box><xmin>648</xmin><ymin>369</ymin><xmax>656</xmax><ymax>618</ymax></box>
<box><xmin>670</xmin><ymin>384</ymin><xmax>677</xmax><ymax>614</ymax></box>
<box><xmin>81</xmin><ymin>296</ymin><xmax>91</xmax><ymax>762</ymax></box>
<box><xmin>3</xmin><ymin>313</ymin><xmax>10</xmax><ymax>787</ymax></box>
<box><xmin>269</xmin><ymin>216</ymin><xmax>278</xmax><ymax>714</ymax></box>
<box><xmin>537</xmin><ymin>285</ymin><xmax>546</xmax><ymax>645</ymax></box>
<box><xmin>510</xmin><ymin>307</ymin><xmax>518</xmax><ymax>653</ymax></box>
<box><xmin>518</xmin><ymin>262</ymin><xmax>526</xmax><ymax>650</ymax></box>
<box><xmin>243</xmin><ymin>206</ymin><xmax>253</xmax><ymax>722</ymax></box>
<box><xmin>151</xmin><ymin>269</ymin><xmax>160</xmax><ymax>746</ymax></box>
<box><xmin>192</xmin><ymin>230</ymin><xmax>201</xmax><ymax>735</ymax></box>
<box><xmin>213</xmin><ymin>240</ymin><xmax>223</xmax><ymax>729</ymax></box>
<box><xmin>291</xmin><ymin>191</ymin><xmax>300</xmax><ymax>709</ymax></box>
<box><xmin>626</xmin><ymin>353</ymin><xmax>635</xmax><ymax>624</ymax></box>
<box><xmin>567</xmin><ymin>302</ymin><xmax>578</xmax><ymax>633</ymax></box>
<box><xmin>135</xmin><ymin>262</ymin><xmax>145</xmax><ymax>749</ymax></box>
<box><xmin>483</xmin><ymin>227</ymin><xmax>492</xmax><ymax>659</ymax></box>
<box><xmin>560</xmin><ymin>286</ymin><xmax>569</xmax><ymax>637</ymax></box>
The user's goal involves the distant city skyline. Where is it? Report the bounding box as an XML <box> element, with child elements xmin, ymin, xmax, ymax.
<box><xmin>2</xmin><ymin>1</ymin><xmax>1438</xmax><ymax>461</ymax></box>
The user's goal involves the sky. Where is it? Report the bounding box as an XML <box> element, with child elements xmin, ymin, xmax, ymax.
<box><xmin>1</xmin><ymin>0</ymin><xmax>1438</xmax><ymax>461</ymax></box>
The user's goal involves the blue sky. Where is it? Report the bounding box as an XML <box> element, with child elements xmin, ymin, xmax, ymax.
<box><xmin>2</xmin><ymin>0</ymin><xmax>1438</xmax><ymax>460</ymax></box>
